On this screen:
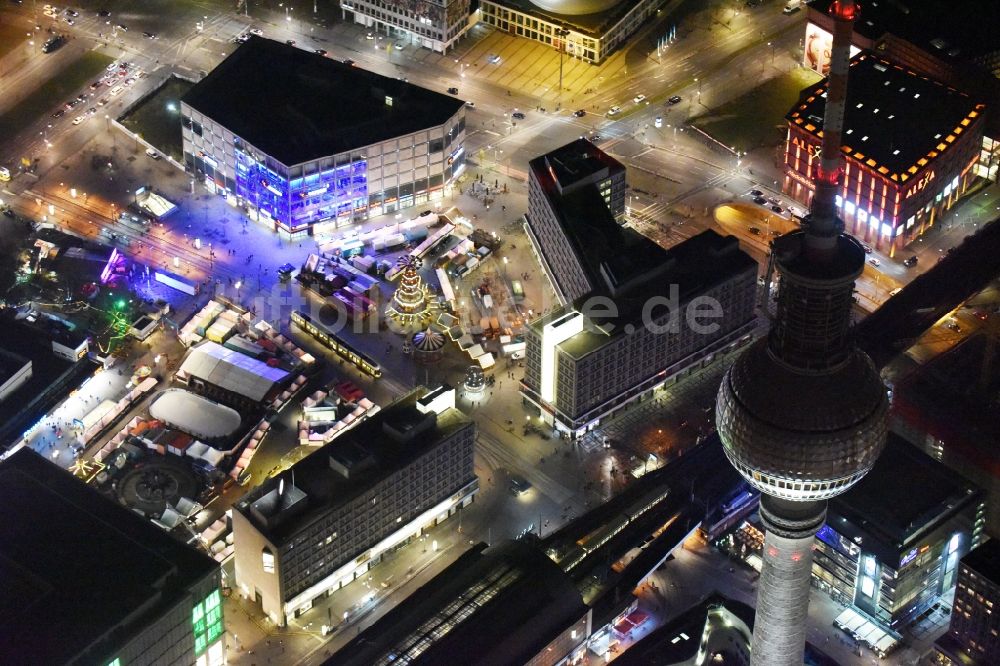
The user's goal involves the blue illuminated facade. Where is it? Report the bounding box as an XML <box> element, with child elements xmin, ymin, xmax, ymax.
<box><xmin>182</xmin><ymin>104</ymin><xmax>466</xmax><ymax>238</ymax></box>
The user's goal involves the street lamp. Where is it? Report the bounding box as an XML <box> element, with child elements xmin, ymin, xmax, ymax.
<box><xmin>555</xmin><ymin>28</ymin><xmax>570</xmax><ymax>101</ymax></box>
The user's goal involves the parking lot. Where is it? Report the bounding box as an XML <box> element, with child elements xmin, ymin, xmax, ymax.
<box><xmin>0</xmin><ymin>50</ymin><xmax>114</xmax><ymax>140</ymax></box>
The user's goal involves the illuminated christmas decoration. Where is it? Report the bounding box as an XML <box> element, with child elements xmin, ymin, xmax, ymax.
<box><xmin>70</xmin><ymin>457</ymin><xmax>105</xmax><ymax>483</ymax></box>
<box><xmin>385</xmin><ymin>256</ymin><xmax>438</xmax><ymax>331</ymax></box>
<box><xmin>463</xmin><ymin>365</ymin><xmax>485</xmax><ymax>394</ymax></box>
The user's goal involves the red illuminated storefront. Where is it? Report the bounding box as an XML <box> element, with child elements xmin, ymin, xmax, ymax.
<box><xmin>784</xmin><ymin>54</ymin><xmax>986</xmax><ymax>256</ymax></box>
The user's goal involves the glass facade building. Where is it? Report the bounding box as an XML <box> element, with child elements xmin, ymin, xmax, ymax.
<box><xmin>184</xmin><ymin>108</ymin><xmax>466</xmax><ymax>238</ymax></box>
<box><xmin>181</xmin><ymin>38</ymin><xmax>467</xmax><ymax>238</ymax></box>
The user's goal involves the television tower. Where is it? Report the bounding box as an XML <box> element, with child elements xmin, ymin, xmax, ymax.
<box><xmin>715</xmin><ymin>2</ymin><xmax>889</xmax><ymax>665</ymax></box>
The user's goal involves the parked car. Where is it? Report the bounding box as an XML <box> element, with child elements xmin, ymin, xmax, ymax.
<box><xmin>750</xmin><ymin>189</ymin><xmax>763</xmax><ymax>196</ymax></box>
<box><xmin>771</xmin><ymin>205</ymin><xmax>783</xmax><ymax>214</ymax></box>
<box><xmin>511</xmin><ymin>111</ymin><xmax>525</xmax><ymax>120</ymax></box>
<box><xmin>861</xmin><ymin>244</ymin><xmax>873</xmax><ymax>254</ymax></box>
<box><xmin>748</xmin><ymin>226</ymin><xmax>761</xmax><ymax>235</ymax></box>
<box><xmin>51</xmin><ymin>109</ymin><xmax>65</xmax><ymax>118</ymax></box>
<box><xmin>753</xmin><ymin>196</ymin><xmax>767</xmax><ymax>205</ymax></box>
<box><xmin>343</xmin><ymin>58</ymin><xmax>355</xmax><ymax>65</ymax></box>
<box><xmin>868</xmin><ymin>258</ymin><xmax>881</xmax><ymax>267</ymax></box>
<box><xmin>314</xmin><ymin>48</ymin><xmax>327</xmax><ymax>56</ymax></box>
<box><xmin>285</xmin><ymin>39</ymin><xmax>296</xmax><ymax>46</ymax></box>
<box><xmin>447</xmin><ymin>87</ymin><xmax>459</xmax><ymax>94</ymax></box>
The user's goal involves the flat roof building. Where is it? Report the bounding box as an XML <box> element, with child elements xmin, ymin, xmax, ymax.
<box><xmin>784</xmin><ymin>53</ymin><xmax>988</xmax><ymax>256</ymax></box>
<box><xmin>813</xmin><ymin>433</ymin><xmax>986</xmax><ymax>632</ymax></box>
<box><xmin>325</xmin><ymin>539</ymin><xmax>589</xmax><ymax>666</ymax></box>
<box><xmin>0</xmin><ymin>448</ymin><xmax>223</xmax><ymax>665</ymax></box>
<box><xmin>802</xmin><ymin>0</ymin><xmax>1000</xmax><ymax>184</ymax></box>
<box><xmin>0</xmin><ymin>315</ymin><xmax>95</xmax><ymax>450</ymax></box>
<box><xmin>340</xmin><ymin>0</ymin><xmax>472</xmax><ymax>54</ymax></box>
<box><xmin>0</xmin><ymin>347</ymin><xmax>32</xmax><ymax>403</ymax></box>
<box><xmin>935</xmin><ymin>539</ymin><xmax>1000</xmax><ymax>665</ymax></box>
<box><xmin>232</xmin><ymin>386</ymin><xmax>477</xmax><ymax>625</ymax></box>
<box><xmin>805</xmin><ymin>0</ymin><xmax>1000</xmax><ymax>87</ymax></box>
<box><xmin>525</xmin><ymin>138</ymin><xmax>627</xmax><ymax>305</ymax></box>
<box><xmin>479</xmin><ymin>0</ymin><xmax>667</xmax><ymax>64</ymax></box>
<box><xmin>182</xmin><ymin>37</ymin><xmax>467</xmax><ymax>238</ymax></box>
<box><xmin>522</xmin><ymin>142</ymin><xmax>757</xmax><ymax>435</ymax></box>
<box><xmin>890</xmin><ymin>326</ymin><xmax>1000</xmax><ymax>536</ymax></box>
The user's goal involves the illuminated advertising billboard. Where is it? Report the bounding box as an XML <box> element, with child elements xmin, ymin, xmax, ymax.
<box><xmin>804</xmin><ymin>23</ymin><xmax>861</xmax><ymax>75</ymax></box>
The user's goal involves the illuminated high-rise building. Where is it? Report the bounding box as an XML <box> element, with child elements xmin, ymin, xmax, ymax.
<box><xmin>715</xmin><ymin>2</ymin><xmax>889</xmax><ymax>665</ymax></box>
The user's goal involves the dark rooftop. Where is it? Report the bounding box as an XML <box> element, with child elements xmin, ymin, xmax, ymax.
<box><xmin>892</xmin><ymin>331</ymin><xmax>1000</xmax><ymax>481</ymax></box>
<box><xmin>324</xmin><ymin>540</ymin><xmax>587</xmax><ymax>666</ymax></box>
<box><xmin>615</xmin><ymin>591</ymin><xmax>839</xmax><ymax>666</ymax></box>
<box><xmin>960</xmin><ymin>538</ymin><xmax>1000</xmax><ymax>585</ymax></box>
<box><xmin>0</xmin><ymin>449</ymin><xmax>217</xmax><ymax>665</ymax></box>
<box><xmin>0</xmin><ymin>316</ymin><xmax>87</xmax><ymax>448</ymax></box>
<box><xmin>0</xmin><ymin>347</ymin><xmax>30</xmax><ymax>390</ymax></box>
<box><xmin>182</xmin><ymin>36</ymin><xmax>466</xmax><ymax>166</ymax></box>
<box><xmin>235</xmin><ymin>388</ymin><xmax>473</xmax><ymax>544</ymax></box>
<box><xmin>541</xmin><ymin>137</ymin><xmax>624</xmax><ymax>191</ymax></box>
<box><xmin>534</xmin><ymin>229</ymin><xmax>756</xmax><ymax>359</ymax></box>
<box><xmin>531</xmin><ymin>139</ymin><xmax>665</xmax><ymax>298</ymax></box>
<box><xmin>788</xmin><ymin>53</ymin><xmax>984</xmax><ymax>179</ymax></box>
<box><xmin>829</xmin><ymin>432</ymin><xmax>982</xmax><ymax>561</ymax></box>
<box><xmin>811</xmin><ymin>0</ymin><xmax>1000</xmax><ymax>64</ymax></box>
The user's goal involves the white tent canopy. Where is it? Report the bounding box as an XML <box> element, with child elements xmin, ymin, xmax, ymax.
<box><xmin>179</xmin><ymin>341</ymin><xmax>289</xmax><ymax>402</ymax></box>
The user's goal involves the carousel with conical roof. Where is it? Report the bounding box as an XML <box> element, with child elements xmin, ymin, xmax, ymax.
<box><xmin>385</xmin><ymin>256</ymin><xmax>438</xmax><ymax>331</ymax></box>
<box><xmin>411</xmin><ymin>327</ymin><xmax>445</xmax><ymax>365</ymax></box>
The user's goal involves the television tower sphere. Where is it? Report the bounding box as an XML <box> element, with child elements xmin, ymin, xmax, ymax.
<box><xmin>716</xmin><ymin>332</ymin><xmax>889</xmax><ymax>502</ymax></box>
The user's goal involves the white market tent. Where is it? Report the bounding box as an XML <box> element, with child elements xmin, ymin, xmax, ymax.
<box><xmin>149</xmin><ymin>389</ymin><xmax>242</xmax><ymax>439</ymax></box>
<box><xmin>179</xmin><ymin>341</ymin><xmax>289</xmax><ymax>402</ymax></box>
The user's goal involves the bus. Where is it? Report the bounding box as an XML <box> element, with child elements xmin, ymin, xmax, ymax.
<box><xmin>290</xmin><ymin>311</ymin><xmax>382</xmax><ymax>378</ymax></box>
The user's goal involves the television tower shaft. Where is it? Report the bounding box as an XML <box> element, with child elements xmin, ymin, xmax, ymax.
<box><xmin>715</xmin><ymin>0</ymin><xmax>889</xmax><ymax>665</ymax></box>
<box><xmin>806</xmin><ymin>0</ymin><xmax>857</xmax><ymax>250</ymax></box>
